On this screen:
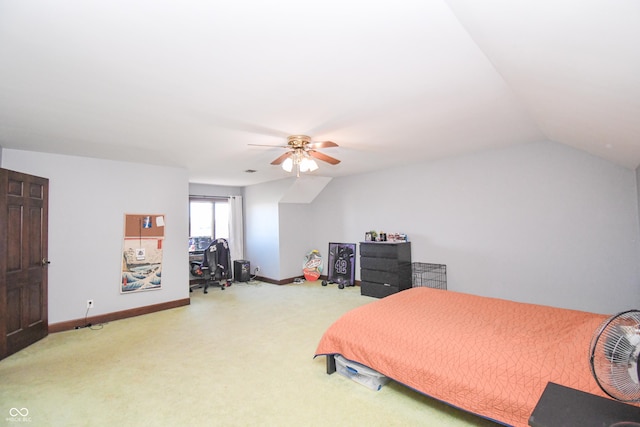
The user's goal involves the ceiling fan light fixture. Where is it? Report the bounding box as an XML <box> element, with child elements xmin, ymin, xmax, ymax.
<box><xmin>282</xmin><ymin>157</ymin><xmax>293</xmax><ymax>172</ymax></box>
<box><xmin>255</xmin><ymin>134</ymin><xmax>338</xmax><ymax>176</ymax></box>
<box><xmin>299</xmin><ymin>157</ymin><xmax>311</xmax><ymax>172</ymax></box>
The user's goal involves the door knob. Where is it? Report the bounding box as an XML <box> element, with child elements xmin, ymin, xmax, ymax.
<box><xmin>42</xmin><ymin>258</ymin><xmax>51</xmax><ymax>266</ymax></box>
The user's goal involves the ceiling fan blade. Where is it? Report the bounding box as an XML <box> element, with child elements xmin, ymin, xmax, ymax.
<box><xmin>271</xmin><ymin>152</ymin><xmax>292</xmax><ymax>165</ymax></box>
<box><xmin>308</xmin><ymin>150</ymin><xmax>341</xmax><ymax>165</ymax></box>
<box><xmin>308</xmin><ymin>141</ymin><xmax>338</xmax><ymax>149</ymax></box>
<box><xmin>248</xmin><ymin>143</ymin><xmax>289</xmax><ymax>148</ymax></box>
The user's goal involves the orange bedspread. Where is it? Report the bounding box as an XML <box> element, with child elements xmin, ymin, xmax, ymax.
<box><xmin>315</xmin><ymin>287</ymin><xmax>610</xmax><ymax>427</ymax></box>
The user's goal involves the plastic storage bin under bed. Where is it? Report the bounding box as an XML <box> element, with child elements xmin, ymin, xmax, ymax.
<box><xmin>335</xmin><ymin>355</ymin><xmax>390</xmax><ymax>391</ymax></box>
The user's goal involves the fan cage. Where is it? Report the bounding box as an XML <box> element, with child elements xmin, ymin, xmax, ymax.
<box><xmin>589</xmin><ymin>309</ymin><xmax>640</xmax><ymax>402</ymax></box>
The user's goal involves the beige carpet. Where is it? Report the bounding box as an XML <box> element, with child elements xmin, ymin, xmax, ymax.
<box><xmin>0</xmin><ymin>281</ymin><xmax>500</xmax><ymax>426</ymax></box>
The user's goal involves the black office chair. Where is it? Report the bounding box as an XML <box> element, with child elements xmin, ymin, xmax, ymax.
<box><xmin>189</xmin><ymin>238</ymin><xmax>232</xmax><ymax>293</ymax></box>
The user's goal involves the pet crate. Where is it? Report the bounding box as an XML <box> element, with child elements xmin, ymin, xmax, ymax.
<box><xmin>412</xmin><ymin>262</ymin><xmax>447</xmax><ymax>290</ymax></box>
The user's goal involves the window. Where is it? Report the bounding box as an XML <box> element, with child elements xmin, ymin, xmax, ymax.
<box><xmin>189</xmin><ymin>197</ymin><xmax>229</xmax><ymax>250</ymax></box>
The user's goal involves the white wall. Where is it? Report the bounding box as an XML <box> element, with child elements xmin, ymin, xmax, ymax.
<box><xmin>278</xmin><ymin>203</ymin><xmax>314</xmax><ymax>279</ymax></box>
<box><xmin>243</xmin><ymin>179</ymin><xmax>290</xmax><ymax>280</ymax></box>
<box><xmin>2</xmin><ymin>150</ymin><xmax>189</xmax><ymax>324</ymax></box>
<box><xmin>6</xmin><ymin>139</ymin><xmax>636</xmax><ymax>321</ymax></box>
<box><xmin>307</xmin><ymin>141</ymin><xmax>640</xmax><ymax>314</ymax></box>
<box><xmin>243</xmin><ymin>177</ymin><xmax>329</xmax><ymax>280</ymax></box>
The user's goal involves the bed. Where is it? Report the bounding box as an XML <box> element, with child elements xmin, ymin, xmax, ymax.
<box><xmin>314</xmin><ymin>287</ymin><xmax>611</xmax><ymax>427</ymax></box>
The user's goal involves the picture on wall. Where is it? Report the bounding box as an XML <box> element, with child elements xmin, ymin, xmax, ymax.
<box><xmin>121</xmin><ymin>214</ymin><xmax>165</xmax><ymax>293</ymax></box>
<box><xmin>327</xmin><ymin>242</ymin><xmax>356</xmax><ymax>288</ymax></box>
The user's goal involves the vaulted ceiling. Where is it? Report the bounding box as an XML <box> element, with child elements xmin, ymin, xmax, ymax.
<box><xmin>0</xmin><ymin>1</ymin><xmax>638</xmax><ymax>186</ymax></box>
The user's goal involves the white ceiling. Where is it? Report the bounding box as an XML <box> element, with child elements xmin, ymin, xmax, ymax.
<box><xmin>0</xmin><ymin>0</ymin><xmax>638</xmax><ymax>186</ymax></box>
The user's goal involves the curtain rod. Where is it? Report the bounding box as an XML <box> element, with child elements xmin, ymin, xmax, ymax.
<box><xmin>189</xmin><ymin>194</ymin><xmax>236</xmax><ymax>199</ymax></box>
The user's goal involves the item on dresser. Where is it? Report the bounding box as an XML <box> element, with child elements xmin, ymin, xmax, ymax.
<box><xmin>387</xmin><ymin>233</ymin><xmax>408</xmax><ymax>242</ymax></box>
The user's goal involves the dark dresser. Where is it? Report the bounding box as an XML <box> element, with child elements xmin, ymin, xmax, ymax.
<box><xmin>360</xmin><ymin>241</ymin><xmax>412</xmax><ymax>298</ymax></box>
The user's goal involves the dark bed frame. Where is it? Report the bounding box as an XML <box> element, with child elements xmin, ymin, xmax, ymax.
<box><xmin>325</xmin><ymin>354</ymin><xmax>336</xmax><ymax>374</ymax></box>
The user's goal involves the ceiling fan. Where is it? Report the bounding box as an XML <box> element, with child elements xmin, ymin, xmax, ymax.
<box><xmin>250</xmin><ymin>135</ymin><xmax>341</xmax><ymax>176</ymax></box>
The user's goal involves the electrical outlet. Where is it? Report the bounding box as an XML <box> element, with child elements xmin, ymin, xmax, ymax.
<box><xmin>255</xmin><ymin>266</ymin><xmax>261</xmax><ymax>273</ymax></box>
<box><xmin>87</xmin><ymin>299</ymin><xmax>94</xmax><ymax>309</ymax></box>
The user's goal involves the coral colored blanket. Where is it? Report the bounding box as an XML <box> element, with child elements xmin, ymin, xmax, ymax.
<box><xmin>315</xmin><ymin>287</ymin><xmax>610</xmax><ymax>427</ymax></box>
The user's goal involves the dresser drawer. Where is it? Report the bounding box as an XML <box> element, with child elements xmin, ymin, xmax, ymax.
<box><xmin>360</xmin><ymin>281</ymin><xmax>399</xmax><ymax>298</ymax></box>
<box><xmin>361</xmin><ymin>268</ymin><xmax>402</xmax><ymax>286</ymax></box>
<box><xmin>360</xmin><ymin>243</ymin><xmax>399</xmax><ymax>258</ymax></box>
<box><xmin>360</xmin><ymin>242</ymin><xmax>411</xmax><ymax>259</ymax></box>
<box><xmin>360</xmin><ymin>256</ymin><xmax>401</xmax><ymax>272</ymax></box>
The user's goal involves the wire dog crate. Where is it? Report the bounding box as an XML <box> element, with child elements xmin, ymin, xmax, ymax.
<box><xmin>412</xmin><ymin>263</ymin><xmax>447</xmax><ymax>290</ymax></box>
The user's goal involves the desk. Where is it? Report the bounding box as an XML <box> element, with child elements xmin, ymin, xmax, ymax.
<box><xmin>529</xmin><ymin>382</ymin><xmax>640</xmax><ymax>427</ymax></box>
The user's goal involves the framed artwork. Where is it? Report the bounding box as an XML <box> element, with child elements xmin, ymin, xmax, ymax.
<box><xmin>327</xmin><ymin>242</ymin><xmax>356</xmax><ymax>287</ymax></box>
<box><xmin>121</xmin><ymin>214</ymin><xmax>165</xmax><ymax>293</ymax></box>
